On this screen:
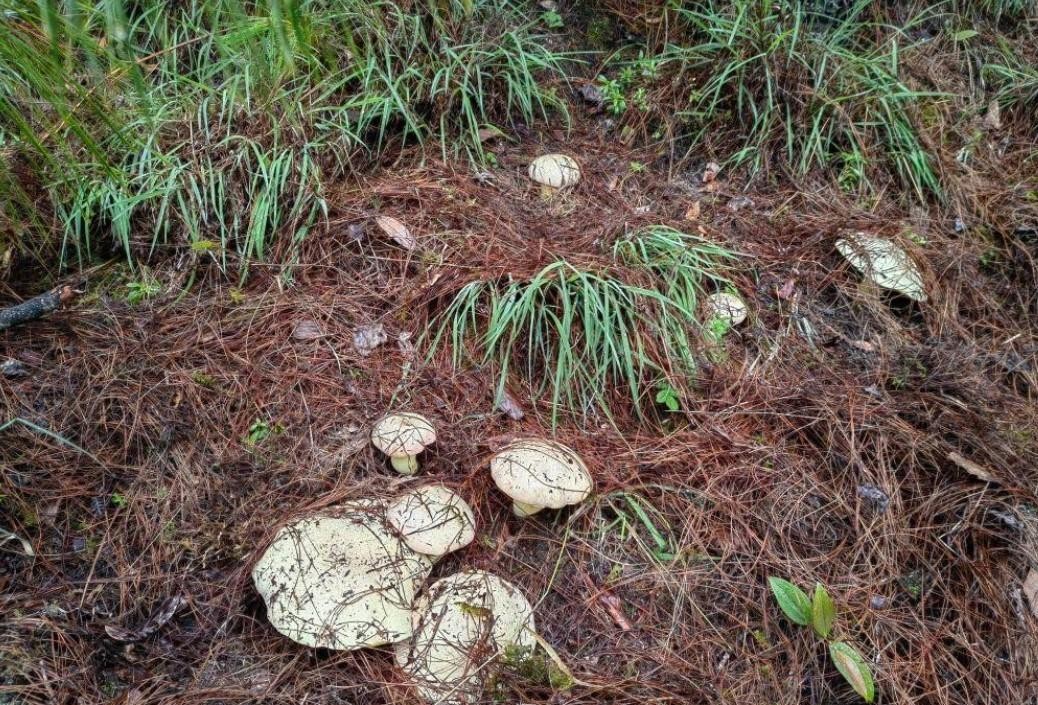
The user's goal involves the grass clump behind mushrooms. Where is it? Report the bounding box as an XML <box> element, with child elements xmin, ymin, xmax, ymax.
<box><xmin>429</xmin><ymin>225</ymin><xmax>737</xmax><ymax>423</ymax></box>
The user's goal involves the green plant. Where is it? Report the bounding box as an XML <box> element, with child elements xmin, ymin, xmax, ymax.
<box><xmin>0</xmin><ymin>0</ymin><xmax>569</xmax><ymax>273</ymax></box>
<box><xmin>540</xmin><ymin>10</ymin><xmax>564</xmax><ymax>29</ymax></box>
<box><xmin>654</xmin><ymin>382</ymin><xmax>681</xmax><ymax>412</ymax></box>
<box><xmin>110</xmin><ymin>493</ymin><xmax>129</xmax><ymax>508</ymax></box>
<box><xmin>602</xmin><ymin>492</ymin><xmax>677</xmax><ymax>562</ymax></box>
<box><xmin>430</xmin><ymin>225</ymin><xmax>736</xmax><ymax>422</ymax></box>
<box><xmin>245</xmin><ymin>418</ymin><xmax>282</xmax><ymax>446</ymax></box>
<box><xmin>768</xmin><ymin>577</ymin><xmax>876</xmax><ymax>703</ymax></box>
<box><xmin>125</xmin><ymin>278</ymin><xmax>161</xmax><ymax>305</ymax></box>
<box><xmin>599</xmin><ymin>0</ymin><xmax>942</xmax><ymax>199</ymax></box>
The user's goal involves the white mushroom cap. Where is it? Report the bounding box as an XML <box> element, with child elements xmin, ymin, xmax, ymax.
<box><xmin>836</xmin><ymin>232</ymin><xmax>927</xmax><ymax>302</ymax></box>
<box><xmin>397</xmin><ymin>570</ymin><xmax>536</xmax><ymax>704</ymax></box>
<box><xmin>251</xmin><ymin>502</ymin><xmax>433</xmax><ymax>650</ymax></box>
<box><xmin>705</xmin><ymin>291</ymin><xmax>748</xmax><ymax>326</ymax></box>
<box><xmin>528</xmin><ymin>154</ymin><xmax>581</xmax><ymax>189</ymax></box>
<box><xmin>371</xmin><ymin>412</ymin><xmax>436</xmax><ymax>475</ymax></box>
<box><xmin>490</xmin><ymin>439</ymin><xmax>592</xmax><ymax>517</ymax></box>
<box><xmin>386</xmin><ymin>485</ymin><xmax>476</xmax><ymax>558</ymax></box>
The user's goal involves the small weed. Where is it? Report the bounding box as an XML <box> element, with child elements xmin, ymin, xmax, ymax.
<box><xmin>769</xmin><ymin>578</ymin><xmax>875</xmax><ymax>702</ymax></box>
<box><xmin>191</xmin><ymin>371</ymin><xmax>216</xmax><ymax>389</ymax></box>
<box><xmin>110</xmin><ymin>493</ymin><xmax>129</xmax><ymax>509</ymax></box>
<box><xmin>540</xmin><ymin>10</ymin><xmax>564</xmax><ymax>29</ymax></box>
<box><xmin>654</xmin><ymin>382</ymin><xmax>681</xmax><ymax>412</ymax></box>
<box><xmin>125</xmin><ymin>278</ymin><xmax>161</xmax><ymax>305</ymax></box>
<box><xmin>245</xmin><ymin>419</ymin><xmax>283</xmax><ymax>447</ymax></box>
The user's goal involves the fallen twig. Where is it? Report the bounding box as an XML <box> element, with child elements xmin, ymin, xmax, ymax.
<box><xmin>0</xmin><ymin>285</ymin><xmax>77</xmax><ymax>332</ymax></box>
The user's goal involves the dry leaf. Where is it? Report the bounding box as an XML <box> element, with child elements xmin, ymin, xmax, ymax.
<box><xmin>1023</xmin><ymin>570</ymin><xmax>1038</xmax><ymax>618</ymax></box>
<box><xmin>776</xmin><ymin>278</ymin><xmax>796</xmax><ymax>300</ymax></box>
<box><xmin>353</xmin><ymin>323</ymin><xmax>388</xmax><ymax>356</ymax></box>
<box><xmin>983</xmin><ymin>99</ymin><xmax>1002</xmax><ymax>131</ymax></box>
<box><xmin>599</xmin><ymin>593</ymin><xmax>632</xmax><ymax>631</ymax></box>
<box><xmin>684</xmin><ymin>201</ymin><xmax>702</xmax><ymax>221</ymax></box>
<box><xmin>496</xmin><ymin>391</ymin><xmax>524</xmax><ymax>420</ymax></box>
<box><xmin>291</xmin><ymin>319</ymin><xmax>324</xmax><ymax>341</ymax></box>
<box><xmin>375</xmin><ymin>216</ymin><xmax>417</xmax><ymax>251</ymax></box>
<box><xmin>105</xmin><ymin>595</ymin><xmax>185</xmax><ymax>642</ymax></box>
<box><xmin>948</xmin><ymin>451</ymin><xmax>998</xmax><ymax>483</ymax></box>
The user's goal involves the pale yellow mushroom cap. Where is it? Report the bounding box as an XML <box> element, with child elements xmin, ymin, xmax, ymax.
<box><xmin>371</xmin><ymin>412</ymin><xmax>436</xmax><ymax>474</ymax></box>
<box><xmin>490</xmin><ymin>439</ymin><xmax>592</xmax><ymax>516</ymax></box>
<box><xmin>705</xmin><ymin>291</ymin><xmax>748</xmax><ymax>326</ymax></box>
<box><xmin>528</xmin><ymin>154</ymin><xmax>581</xmax><ymax>189</ymax></box>
<box><xmin>251</xmin><ymin>502</ymin><xmax>432</xmax><ymax>650</ymax></box>
<box><xmin>836</xmin><ymin>232</ymin><xmax>927</xmax><ymax>302</ymax></box>
<box><xmin>386</xmin><ymin>485</ymin><xmax>476</xmax><ymax>558</ymax></box>
<box><xmin>397</xmin><ymin>570</ymin><xmax>536</xmax><ymax>703</ymax></box>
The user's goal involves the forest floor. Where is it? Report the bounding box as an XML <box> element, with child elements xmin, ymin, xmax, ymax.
<box><xmin>2</xmin><ymin>113</ymin><xmax>1038</xmax><ymax>705</ymax></box>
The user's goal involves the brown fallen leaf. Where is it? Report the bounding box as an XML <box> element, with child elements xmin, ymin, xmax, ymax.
<box><xmin>598</xmin><ymin>593</ymin><xmax>632</xmax><ymax>631</ymax></box>
<box><xmin>684</xmin><ymin>201</ymin><xmax>702</xmax><ymax>221</ymax></box>
<box><xmin>291</xmin><ymin>319</ymin><xmax>324</xmax><ymax>341</ymax></box>
<box><xmin>776</xmin><ymin>278</ymin><xmax>796</xmax><ymax>300</ymax></box>
<box><xmin>948</xmin><ymin>451</ymin><xmax>998</xmax><ymax>483</ymax></box>
<box><xmin>983</xmin><ymin>99</ymin><xmax>1002</xmax><ymax>131</ymax></box>
<box><xmin>375</xmin><ymin>216</ymin><xmax>417</xmax><ymax>251</ymax></box>
<box><xmin>1023</xmin><ymin>569</ymin><xmax>1038</xmax><ymax>618</ymax></box>
<box><xmin>105</xmin><ymin>595</ymin><xmax>186</xmax><ymax>642</ymax></box>
<box><xmin>496</xmin><ymin>390</ymin><xmax>524</xmax><ymax>420</ymax></box>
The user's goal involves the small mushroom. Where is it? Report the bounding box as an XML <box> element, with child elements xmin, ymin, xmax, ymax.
<box><xmin>396</xmin><ymin>570</ymin><xmax>536</xmax><ymax>704</ymax></box>
<box><xmin>705</xmin><ymin>291</ymin><xmax>748</xmax><ymax>326</ymax></box>
<box><xmin>490</xmin><ymin>439</ymin><xmax>593</xmax><ymax>517</ymax></box>
<box><xmin>528</xmin><ymin>153</ymin><xmax>581</xmax><ymax>190</ymax></box>
<box><xmin>836</xmin><ymin>232</ymin><xmax>926</xmax><ymax>302</ymax></box>
<box><xmin>371</xmin><ymin>412</ymin><xmax>436</xmax><ymax>474</ymax></box>
<box><xmin>251</xmin><ymin>501</ymin><xmax>432</xmax><ymax>650</ymax></box>
<box><xmin>386</xmin><ymin>485</ymin><xmax>476</xmax><ymax>558</ymax></box>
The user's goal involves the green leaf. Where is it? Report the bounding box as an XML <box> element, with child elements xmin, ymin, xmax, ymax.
<box><xmin>811</xmin><ymin>583</ymin><xmax>837</xmax><ymax>638</ymax></box>
<box><xmin>951</xmin><ymin>29</ymin><xmax>979</xmax><ymax>41</ymax></box>
<box><xmin>829</xmin><ymin>642</ymin><xmax>876</xmax><ymax>703</ymax></box>
<box><xmin>768</xmin><ymin>577</ymin><xmax>811</xmax><ymax>626</ymax></box>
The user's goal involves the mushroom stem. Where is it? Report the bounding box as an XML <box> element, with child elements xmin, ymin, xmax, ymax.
<box><xmin>391</xmin><ymin>455</ymin><xmax>419</xmax><ymax>475</ymax></box>
<box><xmin>512</xmin><ymin>501</ymin><xmax>543</xmax><ymax>518</ymax></box>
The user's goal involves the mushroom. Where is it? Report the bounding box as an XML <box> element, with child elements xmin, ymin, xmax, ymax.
<box><xmin>251</xmin><ymin>501</ymin><xmax>433</xmax><ymax>650</ymax></box>
<box><xmin>836</xmin><ymin>232</ymin><xmax>926</xmax><ymax>302</ymax></box>
<box><xmin>490</xmin><ymin>439</ymin><xmax>593</xmax><ymax>517</ymax></box>
<box><xmin>396</xmin><ymin>570</ymin><xmax>536</xmax><ymax>704</ymax></box>
<box><xmin>528</xmin><ymin>154</ymin><xmax>581</xmax><ymax>191</ymax></box>
<box><xmin>386</xmin><ymin>485</ymin><xmax>476</xmax><ymax>558</ymax></box>
<box><xmin>705</xmin><ymin>291</ymin><xmax>748</xmax><ymax>327</ymax></box>
<box><xmin>371</xmin><ymin>412</ymin><xmax>436</xmax><ymax>474</ymax></box>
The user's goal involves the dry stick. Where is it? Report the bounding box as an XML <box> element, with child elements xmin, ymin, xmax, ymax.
<box><xmin>0</xmin><ymin>286</ymin><xmax>76</xmax><ymax>332</ymax></box>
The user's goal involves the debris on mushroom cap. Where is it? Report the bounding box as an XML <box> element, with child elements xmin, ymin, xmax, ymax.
<box><xmin>397</xmin><ymin>570</ymin><xmax>536</xmax><ymax>704</ymax></box>
<box><xmin>386</xmin><ymin>485</ymin><xmax>476</xmax><ymax>557</ymax></box>
<box><xmin>490</xmin><ymin>439</ymin><xmax>592</xmax><ymax>514</ymax></box>
<box><xmin>836</xmin><ymin>232</ymin><xmax>927</xmax><ymax>302</ymax></box>
<box><xmin>528</xmin><ymin>154</ymin><xmax>581</xmax><ymax>189</ymax></box>
<box><xmin>251</xmin><ymin>502</ymin><xmax>433</xmax><ymax>650</ymax></box>
<box><xmin>371</xmin><ymin>412</ymin><xmax>436</xmax><ymax>473</ymax></box>
<box><xmin>705</xmin><ymin>291</ymin><xmax>748</xmax><ymax>326</ymax></box>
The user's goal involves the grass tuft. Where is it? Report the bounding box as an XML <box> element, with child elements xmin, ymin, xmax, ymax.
<box><xmin>429</xmin><ymin>225</ymin><xmax>737</xmax><ymax>422</ymax></box>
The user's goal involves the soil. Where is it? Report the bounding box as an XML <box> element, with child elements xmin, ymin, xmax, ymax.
<box><xmin>1</xmin><ymin>117</ymin><xmax>1037</xmax><ymax>705</ymax></box>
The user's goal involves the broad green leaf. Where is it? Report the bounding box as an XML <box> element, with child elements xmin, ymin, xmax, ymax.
<box><xmin>830</xmin><ymin>642</ymin><xmax>876</xmax><ymax>703</ymax></box>
<box><xmin>768</xmin><ymin>577</ymin><xmax>811</xmax><ymax>626</ymax></box>
<box><xmin>811</xmin><ymin>583</ymin><xmax>837</xmax><ymax>638</ymax></box>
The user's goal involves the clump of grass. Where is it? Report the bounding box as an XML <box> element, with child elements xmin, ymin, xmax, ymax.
<box><xmin>597</xmin><ymin>0</ymin><xmax>942</xmax><ymax>200</ymax></box>
<box><xmin>0</xmin><ymin>0</ymin><xmax>568</xmax><ymax>273</ymax></box>
<box><xmin>429</xmin><ymin>225</ymin><xmax>737</xmax><ymax>422</ymax></box>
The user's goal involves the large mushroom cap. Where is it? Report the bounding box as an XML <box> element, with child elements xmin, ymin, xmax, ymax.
<box><xmin>705</xmin><ymin>291</ymin><xmax>748</xmax><ymax>326</ymax></box>
<box><xmin>397</xmin><ymin>570</ymin><xmax>536</xmax><ymax>704</ymax></box>
<box><xmin>836</xmin><ymin>232</ymin><xmax>926</xmax><ymax>302</ymax></box>
<box><xmin>490</xmin><ymin>439</ymin><xmax>592</xmax><ymax>515</ymax></box>
<box><xmin>386</xmin><ymin>485</ymin><xmax>476</xmax><ymax>558</ymax></box>
<box><xmin>371</xmin><ymin>412</ymin><xmax>436</xmax><ymax>474</ymax></box>
<box><xmin>251</xmin><ymin>502</ymin><xmax>432</xmax><ymax>650</ymax></box>
<box><xmin>528</xmin><ymin>154</ymin><xmax>581</xmax><ymax>189</ymax></box>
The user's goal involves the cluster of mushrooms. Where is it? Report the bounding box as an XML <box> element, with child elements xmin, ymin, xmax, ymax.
<box><xmin>252</xmin><ymin>411</ymin><xmax>593</xmax><ymax>704</ymax></box>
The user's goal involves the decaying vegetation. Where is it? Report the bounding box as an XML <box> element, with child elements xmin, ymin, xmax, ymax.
<box><xmin>1</xmin><ymin>0</ymin><xmax>1037</xmax><ymax>704</ymax></box>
